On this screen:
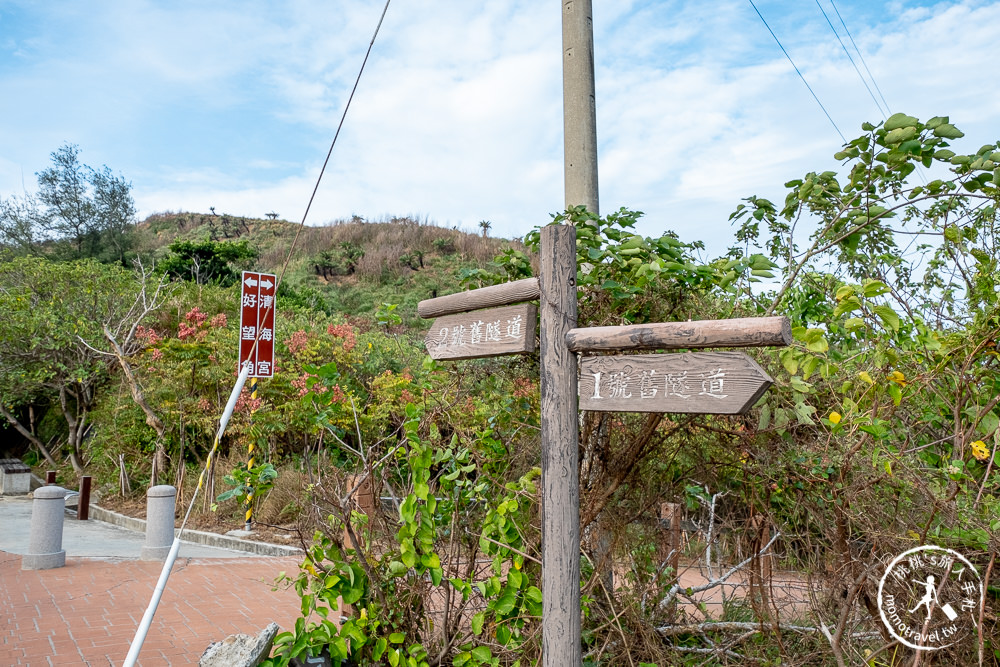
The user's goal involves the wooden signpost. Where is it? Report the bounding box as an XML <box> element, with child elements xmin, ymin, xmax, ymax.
<box><xmin>425</xmin><ymin>303</ymin><xmax>537</xmax><ymax>361</ymax></box>
<box><xmin>579</xmin><ymin>351</ymin><xmax>772</xmax><ymax>415</ymax></box>
<box><xmin>418</xmin><ymin>246</ymin><xmax>790</xmax><ymax>666</ymax></box>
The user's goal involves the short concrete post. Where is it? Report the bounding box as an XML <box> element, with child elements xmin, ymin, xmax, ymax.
<box><xmin>141</xmin><ymin>485</ymin><xmax>177</xmax><ymax>561</ymax></box>
<box><xmin>22</xmin><ymin>486</ymin><xmax>67</xmax><ymax>570</ymax></box>
<box><xmin>78</xmin><ymin>476</ymin><xmax>92</xmax><ymax>521</ymax></box>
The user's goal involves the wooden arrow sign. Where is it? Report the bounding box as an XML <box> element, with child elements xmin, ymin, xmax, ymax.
<box><xmin>425</xmin><ymin>303</ymin><xmax>537</xmax><ymax>361</ymax></box>
<box><xmin>578</xmin><ymin>351</ymin><xmax>772</xmax><ymax>415</ymax></box>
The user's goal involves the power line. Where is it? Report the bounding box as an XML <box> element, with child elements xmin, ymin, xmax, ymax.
<box><xmin>829</xmin><ymin>0</ymin><xmax>891</xmax><ymax>115</ymax></box>
<box><xmin>122</xmin><ymin>2</ymin><xmax>394</xmax><ymax>664</ymax></box>
<box><xmin>813</xmin><ymin>0</ymin><xmax>888</xmax><ymax>119</ymax></box>
<box><xmin>746</xmin><ymin>0</ymin><xmax>846</xmax><ymax>144</ymax></box>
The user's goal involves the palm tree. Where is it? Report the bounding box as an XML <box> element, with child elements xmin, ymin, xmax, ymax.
<box><xmin>479</xmin><ymin>220</ymin><xmax>492</xmax><ymax>238</ymax></box>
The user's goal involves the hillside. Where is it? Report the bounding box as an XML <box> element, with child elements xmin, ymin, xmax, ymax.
<box><xmin>134</xmin><ymin>211</ymin><xmax>530</xmax><ymax>329</ymax></box>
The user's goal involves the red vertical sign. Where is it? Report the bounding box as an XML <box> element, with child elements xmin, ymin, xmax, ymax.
<box><xmin>238</xmin><ymin>271</ymin><xmax>276</xmax><ymax>378</ymax></box>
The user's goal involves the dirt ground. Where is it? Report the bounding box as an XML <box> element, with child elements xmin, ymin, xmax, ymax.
<box><xmin>98</xmin><ymin>493</ymin><xmax>309</xmax><ymax>549</ymax></box>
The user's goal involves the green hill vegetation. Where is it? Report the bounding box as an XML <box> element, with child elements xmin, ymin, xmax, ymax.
<box><xmin>1</xmin><ymin>115</ymin><xmax>999</xmax><ymax>665</ymax></box>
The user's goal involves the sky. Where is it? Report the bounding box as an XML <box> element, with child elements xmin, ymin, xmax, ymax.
<box><xmin>1</xmin><ymin>0</ymin><xmax>999</xmax><ymax>257</ymax></box>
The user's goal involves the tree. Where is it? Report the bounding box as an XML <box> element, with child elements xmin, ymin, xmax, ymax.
<box><xmin>478</xmin><ymin>219</ymin><xmax>492</xmax><ymax>238</ymax></box>
<box><xmin>159</xmin><ymin>239</ymin><xmax>258</xmax><ymax>286</ymax></box>
<box><xmin>0</xmin><ymin>144</ymin><xmax>138</xmax><ymax>263</ymax></box>
<box><xmin>0</xmin><ymin>257</ymin><xmax>157</xmax><ymax>472</ymax></box>
<box><xmin>79</xmin><ymin>260</ymin><xmax>172</xmax><ymax>483</ymax></box>
<box><xmin>0</xmin><ymin>193</ymin><xmax>48</xmax><ymax>257</ymax></box>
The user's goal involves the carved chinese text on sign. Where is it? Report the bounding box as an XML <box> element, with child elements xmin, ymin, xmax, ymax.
<box><xmin>425</xmin><ymin>304</ymin><xmax>537</xmax><ymax>361</ymax></box>
<box><xmin>578</xmin><ymin>351</ymin><xmax>772</xmax><ymax>415</ymax></box>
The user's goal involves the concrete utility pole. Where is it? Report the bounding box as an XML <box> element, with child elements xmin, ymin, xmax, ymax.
<box><xmin>540</xmin><ymin>2</ymin><xmax>599</xmax><ymax>666</ymax></box>
<box><xmin>562</xmin><ymin>0</ymin><xmax>599</xmax><ymax>215</ymax></box>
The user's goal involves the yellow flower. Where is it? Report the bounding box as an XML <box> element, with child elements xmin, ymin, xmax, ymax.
<box><xmin>829</xmin><ymin>412</ymin><xmax>842</xmax><ymax>425</ymax></box>
<box><xmin>971</xmin><ymin>440</ymin><xmax>990</xmax><ymax>462</ymax></box>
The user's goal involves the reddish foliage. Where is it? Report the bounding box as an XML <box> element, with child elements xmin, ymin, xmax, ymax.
<box><xmin>326</xmin><ymin>323</ymin><xmax>357</xmax><ymax>352</ymax></box>
<box><xmin>286</xmin><ymin>330</ymin><xmax>309</xmax><ymax>355</ymax></box>
<box><xmin>135</xmin><ymin>325</ymin><xmax>162</xmax><ymax>345</ymax></box>
<box><xmin>185</xmin><ymin>307</ymin><xmax>208</xmax><ymax>327</ymax></box>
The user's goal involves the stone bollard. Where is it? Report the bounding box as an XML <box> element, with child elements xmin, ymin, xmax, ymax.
<box><xmin>141</xmin><ymin>485</ymin><xmax>177</xmax><ymax>561</ymax></box>
<box><xmin>22</xmin><ymin>486</ymin><xmax>67</xmax><ymax>570</ymax></box>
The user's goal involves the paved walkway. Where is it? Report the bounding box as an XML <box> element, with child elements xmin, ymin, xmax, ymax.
<box><xmin>0</xmin><ymin>496</ymin><xmax>307</xmax><ymax>665</ymax></box>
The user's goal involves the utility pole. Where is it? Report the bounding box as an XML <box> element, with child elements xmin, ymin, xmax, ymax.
<box><xmin>540</xmin><ymin>2</ymin><xmax>599</xmax><ymax>665</ymax></box>
<box><xmin>562</xmin><ymin>0</ymin><xmax>599</xmax><ymax>214</ymax></box>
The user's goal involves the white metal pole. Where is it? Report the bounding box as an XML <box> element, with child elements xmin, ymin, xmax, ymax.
<box><xmin>122</xmin><ymin>363</ymin><xmax>250</xmax><ymax>665</ymax></box>
<box><xmin>122</xmin><ymin>538</ymin><xmax>181</xmax><ymax>667</ymax></box>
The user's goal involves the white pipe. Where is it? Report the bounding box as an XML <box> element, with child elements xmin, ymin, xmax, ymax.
<box><xmin>217</xmin><ymin>362</ymin><xmax>251</xmax><ymax>442</ymax></box>
<box><xmin>123</xmin><ymin>364</ymin><xmax>251</xmax><ymax>666</ymax></box>
<box><xmin>123</xmin><ymin>537</ymin><xmax>182</xmax><ymax>666</ymax></box>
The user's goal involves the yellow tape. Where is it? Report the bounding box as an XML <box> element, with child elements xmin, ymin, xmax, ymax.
<box><xmin>245</xmin><ymin>378</ymin><xmax>259</xmax><ymax>527</ymax></box>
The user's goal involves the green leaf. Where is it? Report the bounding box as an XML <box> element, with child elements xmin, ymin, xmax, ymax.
<box><xmin>389</xmin><ymin>632</ymin><xmax>406</xmax><ymax>644</ymax></box>
<box><xmin>781</xmin><ymin>349</ymin><xmax>799</xmax><ymax>375</ymax></box>
<box><xmin>873</xmin><ymin>305</ymin><xmax>900</xmax><ymax>331</ymax></box>
<box><xmin>883</xmin><ymin>113</ymin><xmax>919</xmax><ymax>131</ymax></box>
<box><xmin>493</xmin><ymin>586</ymin><xmax>518</xmax><ymax>615</ymax></box>
<box><xmin>978</xmin><ymin>412</ymin><xmax>999</xmax><ymax>438</ymax></box>
<box><xmin>471</xmin><ymin>646</ymin><xmax>492</xmax><ymax>661</ymax></box>
<box><xmin>862</xmin><ymin>280</ymin><xmax>889</xmax><ymax>298</ymax></box>
<box><xmin>885</xmin><ymin>127</ymin><xmax>917</xmax><ymax>144</ymax></box>
<box><xmin>794</xmin><ymin>402</ymin><xmax>816</xmax><ymax>425</ymax></box>
<box><xmin>806</xmin><ymin>336</ymin><xmax>829</xmax><ymax>353</ymax></box>
<box><xmin>756</xmin><ymin>403</ymin><xmax>771</xmax><ymax>430</ymax></box>
<box><xmin>888</xmin><ymin>383</ymin><xmax>902</xmax><ymax>406</ymax></box>
<box><xmin>833</xmin><ymin>296</ymin><xmax>862</xmax><ymax>318</ymax></box>
<box><xmin>471</xmin><ymin>612</ymin><xmax>485</xmax><ymax>636</ymax></box>
<box><xmin>933</xmin><ymin>123</ymin><xmax>964</xmax><ymax>139</ymax></box>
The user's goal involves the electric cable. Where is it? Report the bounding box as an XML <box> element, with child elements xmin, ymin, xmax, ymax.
<box><xmin>124</xmin><ymin>2</ymin><xmax>394</xmax><ymax>664</ymax></box>
<box><xmin>747</xmin><ymin>0</ymin><xmax>847</xmax><ymax>144</ymax></box>
<box><xmin>177</xmin><ymin>0</ymin><xmax>393</xmax><ymax>536</ymax></box>
<box><xmin>829</xmin><ymin>0</ymin><xmax>891</xmax><ymax>114</ymax></box>
<box><xmin>814</xmin><ymin>0</ymin><xmax>888</xmax><ymax>119</ymax></box>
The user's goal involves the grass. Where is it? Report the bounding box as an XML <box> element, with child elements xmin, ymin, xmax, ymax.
<box><xmin>138</xmin><ymin>211</ymin><xmax>532</xmax><ymax>329</ymax></box>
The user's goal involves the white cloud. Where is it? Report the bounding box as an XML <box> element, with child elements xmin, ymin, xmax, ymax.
<box><xmin>3</xmin><ymin>0</ymin><xmax>1000</xmax><ymax>258</ymax></box>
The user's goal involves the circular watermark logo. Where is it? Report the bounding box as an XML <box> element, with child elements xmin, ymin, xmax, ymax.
<box><xmin>877</xmin><ymin>545</ymin><xmax>983</xmax><ymax>651</ymax></box>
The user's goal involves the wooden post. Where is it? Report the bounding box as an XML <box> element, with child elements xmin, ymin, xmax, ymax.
<box><xmin>566</xmin><ymin>316</ymin><xmax>792</xmax><ymax>352</ymax></box>
<box><xmin>78</xmin><ymin>476</ymin><xmax>91</xmax><ymax>521</ymax></box>
<box><xmin>540</xmin><ymin>224</ymin><xmax>580</xmax><ymax>666</ymax></box>
<box><xmin>417</xmin><ymin>278</ymin><xmax>540</xmax><ymax>319</ymax></box>
<box><xmin>661</xmin><ymin>502</ymin><xmax>682</xmax><ymax>622</ymax></box>
<box><xmin>750</xmin><ymin>515</ymin><xmax>773</xmax><ymax>585</ymax></box>
<box><xmin>341</xmin><ymin>475</ymin><xmax>376</xmax><ymax>622</ymax></box>
<box><xmin>45</xmin><ymin>470</ymin><xmax>56</xmax><ymax>485</ymax></box>
<box><xmin>660</xmin><ymin>502</ymin><xmax>681</xmax><ymax>578</ymax></box>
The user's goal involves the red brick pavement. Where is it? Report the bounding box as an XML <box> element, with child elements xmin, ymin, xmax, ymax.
<box><xmin>0</xmin><ymin>550</ymin><xmax>306</xmax><ymax>666</ymax></box>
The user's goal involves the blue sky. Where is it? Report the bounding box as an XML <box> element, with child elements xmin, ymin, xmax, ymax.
<box><xmin>2</xmin><ymin>0</ymin><xmax>999</xmax><ymax>255</ymax></box>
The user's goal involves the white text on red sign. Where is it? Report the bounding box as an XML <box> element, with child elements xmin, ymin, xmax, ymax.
<box><xmin>238</xmin><ymin>271</ymin><xmax>277</xmax><ymax>377</ymax></box>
